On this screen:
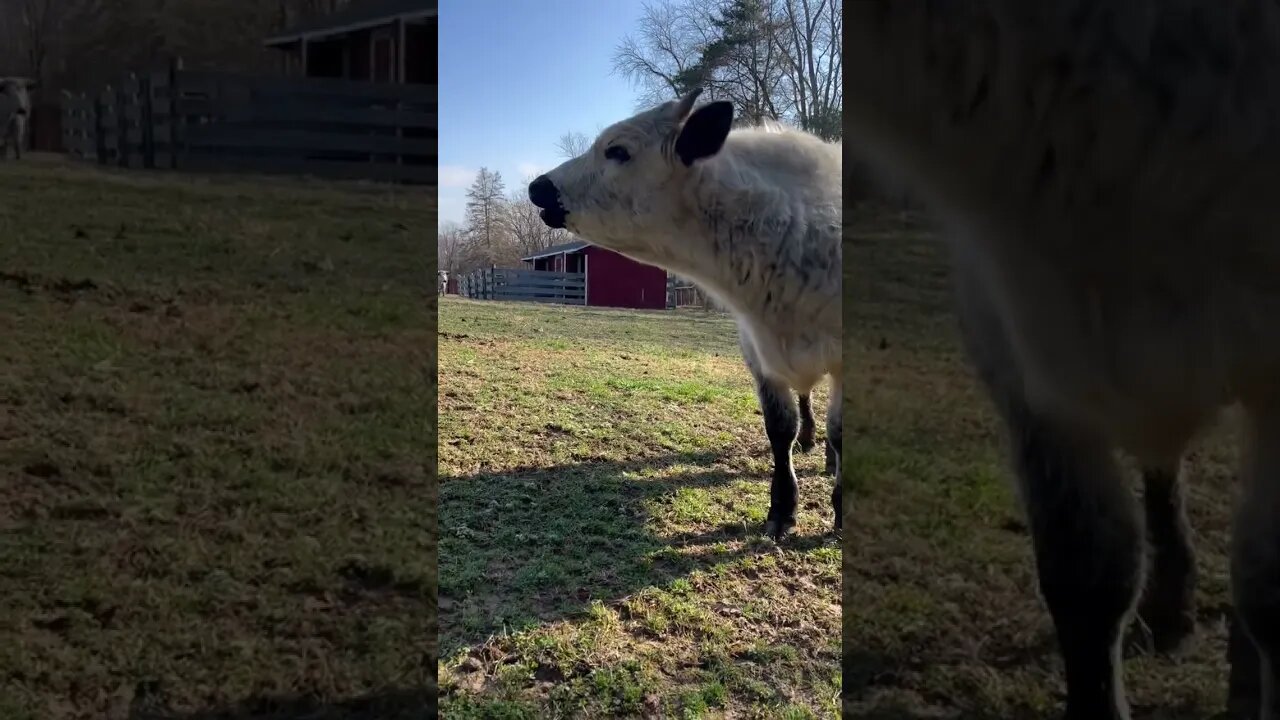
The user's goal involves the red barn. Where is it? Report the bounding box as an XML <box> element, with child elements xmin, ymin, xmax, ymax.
<box><xmin>522</xmin><ymin>240</ymin><xmax>667</xmax><ymax>310</ymax></box>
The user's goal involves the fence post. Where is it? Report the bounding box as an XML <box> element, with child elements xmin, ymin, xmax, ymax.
<box><xmin>137</xmin><ymin>71</ymin><xmax>153</xmax><ymax>169</ymax></box>
<box><xmin>59</xmin><ymin>90</ymin><xmax>72</xmax><ymax>159</ymax></box>
<box><xmin>84</xmin><ymin>92</ymin><xmax>95</xmax><ymax>162</ymax></box>
<box><xmin>93</xmin><ymin>92</ymin><xmax>105</xmax><ymax>165</ymax></box>
<box><xmin>169</xmin><ymin>57</ymin><xmax>183</xmax><ymax>170</ymax></box>
<box><xmin>117</xmin><ymin>78</ymin><xmax>128</xmax><ymax>167</ymax></box>
<box><xmin>101</xmin><ymin>84</ymin><xmax>116</xmax><ymax>165</ymax></box>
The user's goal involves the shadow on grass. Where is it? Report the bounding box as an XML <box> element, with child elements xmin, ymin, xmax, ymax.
<box><xmin>129</xmin><ymin>686</ymin><xmax>436</xmax><ymax>720</ymax></box>
<box><xmin>843</xmin><ymin>649</ymin><xmax>1219</xmax><ymax>720</ymax></box>
<box><xmin>438</xmin><ymin>450</ymin><xmax>833</xmax><ymax>658</ymax></box>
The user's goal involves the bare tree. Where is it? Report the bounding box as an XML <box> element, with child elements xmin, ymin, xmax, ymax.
<box><xmin>612</xmin><ymin>0</ymin><xmax>720</xmax><ymax>108</ymax></box>
<box><xmin>613</xmin><ymin>0</ymin><xmax>841</xmax><ymax>139</ymax></box>
<box><xmin>0</xmin><ymin>0</ymin><xmax>104</xmax><ymax>86</ymax></box>
<box><xmin>504</xmin><ymin>186</ymin><xmax>568</xmax><ymax>258</ymax></box>
<box><xmin>682</xmin><ymin>0</ymin><xmax>785</xmax><ymax>125</ymax></box>
<box><xmin>0</xmin><ymin>1</ymin><xmax>24</xmax><ymax>74</ymax></box>
<box><xmin>438</xmin><ymin>220</ymin><xmax>467</xmax><ymax>275</ymax></box>
<box><xmin>19</xmin><ymin>0</ymin><xmax>55</xmax><ymax>81</ymax></box>
<box><xmin>775</xmin><ymin>0</ymin><xmax>841</xmax><ymax>139</ymax></box>
<box><xmin>461</xmin><ymin>168</ymin><xmax>527</xmax><ymax>270</ymax></box>
<box><xmin>555</xmin><ymin>131</ymin><xmax>592</xmax><ymax>159</ymax></box>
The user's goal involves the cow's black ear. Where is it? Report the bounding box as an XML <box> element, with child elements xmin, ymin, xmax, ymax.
<box><xmin>675</xmin><ymin>101</ymin><xmax>733</xmax><ymax>166</ymax></box>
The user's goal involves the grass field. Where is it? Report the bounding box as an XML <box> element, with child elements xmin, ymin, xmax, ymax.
<box><xmin>843</xmin><ymin>207</ymin><xmax>1242</xmax><ymax>719</ymax></box>
<box><xmin>437</xmin><ymin>297</ymin><xmax>841</xmax><ymax>718</ymax></box>
<box><xmin>0</xmin><ymin>155</ymin><xmax>436</xmax><ymax>719</ymax></box>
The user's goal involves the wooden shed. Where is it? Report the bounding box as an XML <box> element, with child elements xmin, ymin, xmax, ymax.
<box><xmin>523</xmin><ymin>241</ymin><xmax>668</xmax><ymax>311</ymax></box>
<box><xmin>264</xmin><ymin>0</ymin><xmax>438</xmax><ymax>85</ymax></box>
<box><xmin>29</xmin><ymin>101</ymin><xmax>63</xmax><ymax>153</ymax></box>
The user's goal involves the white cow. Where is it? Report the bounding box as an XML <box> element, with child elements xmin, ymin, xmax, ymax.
<box><xmin>0</xmin><ymin>77</ymin><xmax>35</xmax><ymax>160</ymax></box>
<box><xmin>529</xmin><ymin>89</ymin><xmax>842</xmax><ymax>538</ymax></box>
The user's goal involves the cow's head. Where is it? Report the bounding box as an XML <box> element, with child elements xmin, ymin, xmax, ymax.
<box><xmin>0</xmin><ymin>77</ymin><xmax>34</xmax><ymax>113</ymax></box>
<box><xmin>527</xmin><ymin>88</ymin><xmax>734</xmax><ymax>252</ymax></box>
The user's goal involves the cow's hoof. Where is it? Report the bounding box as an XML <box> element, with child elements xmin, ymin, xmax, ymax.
<box><xmin>1140</xmin><ymin>609</ymin><xmax>1196</xmax><ymax>658</ymax></box>
<box><xmin>764</xmin><ymin>518</ymin><xmax>795</xmax><ymax>540</ymax></box>
<box><xmin>1214</xmin><ymin>705</ymin><xmax>1260</xmax><ymax>720</ymax></box>
<box><xmin>1151</xmin><ymin>617</ymin><xmax>1196</xmax><ymax>658</ymax></box>
<box><xmin>797</xmin><ymin>435</ymin><xmax>816</xmax><ymax>453</ymax></box>
<box><xmin>1123</xmin><ymin>612</ymin><xmax>1195</xmax><ymax>659</ymax></box>
<box><xmin>1122</xmin><ymin>619</ymin><xmax>1155</xmax><ymax>658</ymax></box>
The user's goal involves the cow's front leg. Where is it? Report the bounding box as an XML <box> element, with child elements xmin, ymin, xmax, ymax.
<box><xmin>756</xmin><ymin>375</ymin><xmax>800</xmax><ymax>539</ymax></box>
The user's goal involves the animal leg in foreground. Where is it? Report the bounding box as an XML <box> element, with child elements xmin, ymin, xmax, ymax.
<box><xmin>1011</xmin><ymin>401</ymin><xmax>1143</xmax><ymax>720</ymax></box>
<box><xmin>800</xmin><ymin>390</ymin><xmax>838</xmax><ymax>474</ymax></box>
<box><xmin>1230</xmin><ymin>404</ymin><xmax>1280</xmax><ymax>720</ymax></box>
<box><xmin>1131</xmin><ymin>463</ymin><xmax>1198</xmax><ymax>657</ymax></box>
<box><xmin>827</xmin><ymin>372</ymin><xmax>842</xmax><ymax>532</ymax></box>
<box><xmin>755</xmin><ymin>375</ymin><xmax>800</xmax><ymax>539</ymax></box>
<box><xmin>797</xmin><ymin>391</ymin><xmax>817</xmax><ymax>453</ymax></box>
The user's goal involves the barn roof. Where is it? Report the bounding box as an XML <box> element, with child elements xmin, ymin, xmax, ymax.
<box><xmin>264</xmin><ymin>0</ymin><xmax>437</xmax><ymax>46</ymax></box>
<box><xmin>521</xmin><ymin>240</ymin><xmax>590</xmax><ymax>261</ymax></box>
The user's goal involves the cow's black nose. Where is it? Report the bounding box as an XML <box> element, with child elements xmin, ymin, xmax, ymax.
<box><xmin>528</xmin><ymin>175</ymin><xmax>559</xmax><ymax>209</ymax></box>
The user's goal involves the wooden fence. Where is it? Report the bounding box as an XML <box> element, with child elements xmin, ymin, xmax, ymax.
<box><xmin>667</xmin><ymin>278</ymin><xmax>722</xmax><ymax>310</ymax></box>
<box><xmin>669</xmin><ymin>285</ymin><xmax>701</xmax><ymax>308</ymax></box>
<box><xmin>458</xmin><ymin>267</ymin><xmax>586</xmax><ymax>305</ymax></box>
<box><xmin>62</xmin><ymin>60</ymin><xmax>436</xmax><ymax>184</ymax></box>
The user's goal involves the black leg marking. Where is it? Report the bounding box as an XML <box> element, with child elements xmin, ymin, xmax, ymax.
<box><xmin>953</xmin><ymin>253</ymin><xmax>1137</xmax><ymax>716</ymax></box>
<box><xmin>825</xmin><ymin>431</ymin><xmax>838</xmax><ymax>475</ymax></box>
<box><xmin>1010</xmin><ymin>406</ymin><xmax>1141</xmax><ymax>720</ymax></box>
<box><xmin>757</xmin><ymin>376</ymin><xmax>799</xmax><ymax>540</ymax></box>
<box><xmin>798</xmin><ymin>391</ymin><xmax>837</xmax><ymax>474</ymax></box>
<box><xmin>1131</xmin><ymin>463</ymin><xmax>1197</xmax><ymax>657</ymax></box>
<box><xmin>1229</xmin><ymin>610</ymin><xmax>1263</xmax><ymax>720</ymax></box>
<box><xmin>829</xmin><ymin>417</ymin><xmax>842</xmax><ymax>532</ymax></box>
<box><xmin>798</xmin><ymin>391</ymin><xmax>817</xmax><ymax>453</ymax></box>
<box><xmin>1230</xmin><ymin>406</ymin><xmax>1280</xmax><ymax>720</ymax></box>
<box><xmin>827</xmin><ymin>376</ymin><xmax>843</xmax><ymax>532</ymax></box>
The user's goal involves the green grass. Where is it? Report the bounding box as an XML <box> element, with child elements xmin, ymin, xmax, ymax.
<box><xmin>0</xmin><ymin>155</ymin><xmax>436</xmax><ymax>719</ymax></box>
<box><xmin>438</xmin><ymin>298</ymin><xmax>841</xmax><ymax>719</ymax></box>
<box><xmin>843</xmin><ymin>206</ymin><xmax>1240</xmax><ymax>719</ymax></box>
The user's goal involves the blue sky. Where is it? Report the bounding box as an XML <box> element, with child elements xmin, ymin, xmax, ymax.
<box><xmin>439</xmin><ymin>0</ymin><xmax>650</xmax><ymax>228</ymax></box>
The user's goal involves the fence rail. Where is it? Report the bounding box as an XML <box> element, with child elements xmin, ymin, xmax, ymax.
<box><xmin>666</xmin><ymin>281</ymin><xmax>723</xmax><ymax>311</ymax></box>
<box><xmin>61</xmin><ymin>59</ymin><xmax>437</xmax><ymax>185</ymax></box>
<box><xmin>458</xmin><ymin>267</ymin><xmax>586</xmax><ymax>305</ymax></box>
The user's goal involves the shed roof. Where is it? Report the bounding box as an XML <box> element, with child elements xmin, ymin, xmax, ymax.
<box><xmin>264</xmin><ymin>0</ymin><xmax>437</xmax><ymax>46</ymax></box>
<box><xmin>522</xmin><ymin>240</ymin><xmax>590</xmax><ymax>261</ymax></box>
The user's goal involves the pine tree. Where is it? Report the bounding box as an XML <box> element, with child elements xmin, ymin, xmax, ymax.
<box><xmin>464</xmin><ymin>167</ymin><xmax>507</xmax><ymax>262</ymax></box>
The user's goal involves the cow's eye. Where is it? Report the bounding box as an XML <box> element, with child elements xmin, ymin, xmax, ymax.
<box><xmin>604</xmin><ymin>145</ymin><xmax>631</xmax><ymax>163</ymax></box>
